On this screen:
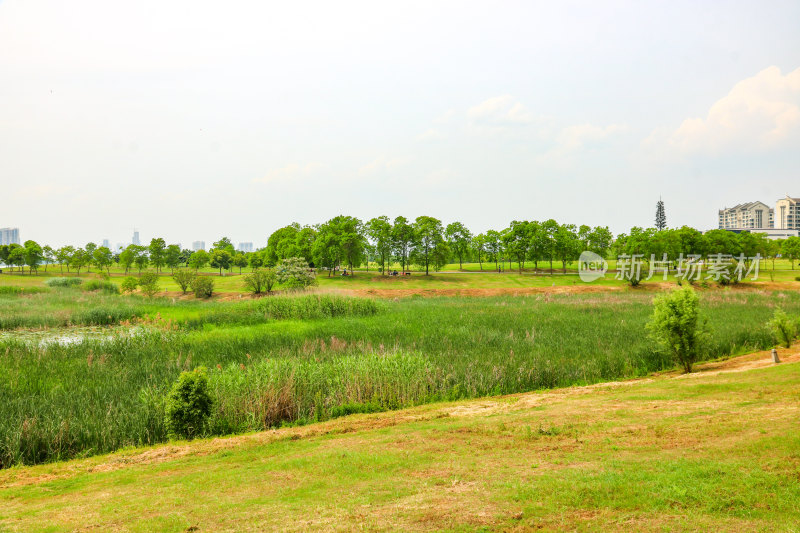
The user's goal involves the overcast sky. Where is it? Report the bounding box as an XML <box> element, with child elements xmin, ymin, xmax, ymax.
<box><xmin>2</xmin><ymin>1</ymin><xmax>799</xmax><ymax>248</ymax></box>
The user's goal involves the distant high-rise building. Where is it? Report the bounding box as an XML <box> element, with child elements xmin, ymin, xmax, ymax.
<box><xmin>718</xmin><ymin>202</ymin><xmax>773</xmax><ymax>230</ymax></box>
<box><xmin>132</xmin><ymin>231</ymin><xmax>140</xmax><ymax>246</ymax></box>
<box><xmin>192</xmin><ymin>241</ymin><xmax>205</xmax><ymax>251</ymax></box>
<box><xmin>238</xmin><ymin>242</ymin><xmax>254</xmax><ymax>253</ymax></box>
<box><xmin>102</xmin><ymin>239</ymin><xmax>110</xmax><ymax>249</ymax></box>
<box><xmin>0</xmin><ymin>228</ymin><xmax>20</xmax><ymax>245</ymax></box>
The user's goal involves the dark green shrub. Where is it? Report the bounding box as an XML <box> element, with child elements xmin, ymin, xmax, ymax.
<box><xmin>190</xmin><ymin>276</ymin><xmax>214</xmax><ymax>299</ymax></box>
<box><xmin>120</xmin><ymin>277</ymin><xmax>139</xmax><ymax>294</ymax></box>
<box><xmin>83</xmin><ymin>280</ymin><xmax>119</xmax><ymax>294</ymax></box>
<box><xmin>138</xmin><ymin>272</ymin><xmax>160</xmax><ymax>298</ymax></box>
<box><xmin>173</xmin><ymin>269</ymin><xmax>196</xmax><ymax>295</ymax></box>
<box><xmin>329</xmin><ymin>402</ymin><xmax>382</xmax><ymax>419</ymax></box>
<box><xmin>768</xmin><ymin>308</ymin><xmax>795</xmax><ymax>349</ymax></box>
<box><xmin>242</xmin><ymin>269</ymin><xmax>277</xmax><ymax>294</ymax></box>
<box><xmin>165</xmin><ymin>367</ymin><xmax>213</xmax><ymax>439</ymax></box>
<box><xmin>45</xmin><ymin>277</ymin><xmax>82</xmax><ymax>288</ymax></box>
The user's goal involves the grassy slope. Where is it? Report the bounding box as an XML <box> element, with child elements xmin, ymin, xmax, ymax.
<box><xmin>2</xmin><ymin>354</ymin><xmax>798</xmax><ymax>532</ymax></box>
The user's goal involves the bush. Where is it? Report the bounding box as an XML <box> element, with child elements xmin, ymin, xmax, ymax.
<box><xmin>45</xmin><ymin>277</ymin><xmax>82</xmax><ymax>287</ymax></box>
<box><xmin>190</xmin><ymin>276</ymin><xmax>214</xmax><ymax>299</ymax></box>
<box><xmin>173</xmin><ymin>269</ymin><xmax>197</xmax><ymax>295</ymax></box>
<box><xmin>242</xmin><ymin>269</ymin><xmax>277</xmax><ymax>294</ymax></box>
<box><xmin>138</xmin><ymin>272</ymin><xmax>160</xmax><ymax>298</ymax></box>
<box><xmin>646</xmin><ymin>286</ymin><xmax>710</xmax><ymax>373</ymax></box>
<box><xmin>83</xmin><ymin>280</ymin><xmax>119</xmax><ymax>294</ymax></box>
<box><xmin>276</xmin><ymin>257</ymin><xmax>317</xmax><ymax>289</ymax></box>
<box><xmin>164</xmin><ymin>367</ymin><xmax>213</xmax><ymax>440</ymax></box>
<box><xmin>767</xmin><ymin>308</ymin><xmax>795</xmax><ymax>349</ymax></box>
<box><xmin>120</xmin><ymin>277</ymin><xmax>139</xmax><ymax>294</ymax></box>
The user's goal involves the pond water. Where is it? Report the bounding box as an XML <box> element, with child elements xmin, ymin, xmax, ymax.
<box><xmin>0</xmin><ymin>326</ymin><xmax>148</xmax><ymax>347</ymax></box>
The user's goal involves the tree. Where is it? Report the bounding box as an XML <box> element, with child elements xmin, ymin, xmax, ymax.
<box><xmin>445</xmin><ymin>221</ymin><xmax>472</xmax><ymax>270</ymax></box>
<box><xmin>188</xmin><ymin>249</ymin><xmax>210</xmax><ymax>271</ymax></box>
<box><xmin>471</xmin><ymin>234</ymin><xmax>487</xmax><ymax>270</ymax></box>
<box><xmin>149</xmin><ymin>238</ymin><xmax>166</xmax><ymax>273</ymax></box>
<box><xmin>540</xmin><ymin>219</ymin><xmax>560</xmax><ymax>272</ymax></box>
<box><xmin>209</xmin><ymin>249</ymin><xmax>232</xmax><ymax>276</ymax></box>
<box><xmin>655</xmin><ymin>199</ymin><xmax>667</xmax><ymax>230</ymax></box>
<box><xmin>0</xmin><ymin>245</ymin><xmax>8</xmax><ymax>268</ymax></box>
<box><xmin>42</xmin><ymin>245</ymin><xmax>55</xmax><ymax>272</ymax></box>
<box><xmin>121</xmin><ymin>276</ymin><xmax>139</xmax><ymax>294</ymax></box>
<box><xmin>8</xmin><ymin>245</ymin><xmax>26</xmax><ymax>273</ymax></box>
<box><xmin>164</xmin><ymin>244</ymin><xmax>182</xmax><ymax>273</ymax></box>
<box><xmin>647</xmin><ymin>286</ymin><xmax>709</xmax><ymax>373</ymax></box>
<box><xmin>133</xmin><ymin>247</ymin><xmax>149</xmax><ymax>275</ymax></box>
<box><xmin>782</xmin><ymin>237</ymin><xmax>800</xmax><ymax>270</ymax></box>
<box><xmin>367</xmin><ymin>216</ymin><xmax>393</xmax><ymax>274</ymax></box>
<box><xmin>243</xmin><ymin>269</ymin><xmax>277</xmax><ymax>294</ymax></box>
<box><xmin>768</xmin><ymin>308</ymin><xmax>795</xmax><ymax>349</ymax></box>
<box><xmin>484</xmin><ymin>230</ymin><xmax>502</xmax><ymax>270</ymax></box>
<box><xmin>212</xmin><ymin>237</ymin><xmax>234</xmax><ymax>254</ymax></box>
<box><xmin>138</xmin><ymin>272</ymin><xmax>160</xmax><ymax>297</ymax></box>
<box><xmin>56</xmin><ymin>246</ymin><xmax>74</xmax><ymax>273</ymax></box>
<box><xmin>70</xmin><ymin>248</ymin><xmax>88</xmax><ymax>274</ymax></box>
<box><xmin>553</xmin><ymin>224</ymin><xmax>580</xmax><ymax>273</ymax></box>
<box><xmin>173</xmin><ymin>269</ymin><xmax>197</xmax><ymax>295</ymax></box>
<box><xmin>23</xmin><ymin>240</ymin><xmax>43</xmax><ymax>274</ymax></box>
<box><xmin>232</xmin><ymin>252</ymin><xmax>248</xmax><ymax>274</ymax></box>
<box><xmin>247</xmin><ymin>252</ymin><xmax>263</xmax><ymax>271</ymax></box>
<box><xmin>119</xmin><ymin>245</ymin><xmax>137</xmax><ymax>274</ymax></box>
<box><xmin>93</xmin><ymin>246</ymin><xmax>113</xmax><ymax>274</ymax></box>
<box><xmin>502</xmin><ymin>221</ymin><xmax>529</xmax><ymax>273</ymax></box>
<box><xmin>164</xmin><ymin>367</ymin><xmax>213</xmax><ymax>439</ymax></box>
<box><xmin>190</xmin><ymin>276</ymin><xmax>215</xmax><ymax>298</ymax></box>
<box><xmin>411</xmin><ymin>216</ymin><xmax>445</xmax><ymax>276</ymax></box>
<box><xmin>84</xmin><ymin>242</ymin><xmax>97</xmax><ymax>273</ymax></box>
<box><xmin>276</xmin><ymin>257</ymin><xmax>316</xmax><ymax>288</ymax></box>
<box><xmin>391</xmin><ymin>216</ymin><xmax>415</xmax><ymax>273</ymax></box>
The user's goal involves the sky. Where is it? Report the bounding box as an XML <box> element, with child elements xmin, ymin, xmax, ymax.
<box><xmin>1</xmin><ymin>0</ymin><xmax>799</xmax><ymax>248</ymax></box>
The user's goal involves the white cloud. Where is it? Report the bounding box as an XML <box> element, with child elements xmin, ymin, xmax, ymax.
<box><xmin>553</xmin><ymin>123</ymin><xmax>627</xmax><ymax>153</ymax></box>
<box><xmin>252</xmin><ymin>163</ymin><xmax>323</xmax><ymax>184</ymax></box>
<box><xmin>467</xmin><ymin>95</ymin><xmax>535</xmax><ymax>127</ymax></box>
<box><xmin>648</xmin><ymin>66</ymin><xmax>800</xmax><ymax>156</ymax></box>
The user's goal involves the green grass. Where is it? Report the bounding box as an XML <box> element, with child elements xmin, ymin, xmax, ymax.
<box><xmin>0</xmin><ymin>287</ymin><xmax>795</xmax><ymax>467</ymax></box>
<box><xmin>1</xmin><ymin>361</ymin><xmax>798</xmax><ymax>531</ymax></box>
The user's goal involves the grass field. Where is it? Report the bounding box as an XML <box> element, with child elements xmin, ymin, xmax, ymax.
<box><xmin>1</xmin><ymin>351</ymin><xmax>798</xmax><ymax>532</ymax></box>
<box><xmin>1</xmin><ymin>284</ymin><xmax>795</xmax><ymax>467</ymax></box>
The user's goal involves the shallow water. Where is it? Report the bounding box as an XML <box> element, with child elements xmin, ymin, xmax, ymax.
<box><xmin>0</xmin><ymin>326</ymin><xmax>146</xmax><ymax>346</ymax></box>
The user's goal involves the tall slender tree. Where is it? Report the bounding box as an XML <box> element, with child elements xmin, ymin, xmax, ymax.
<box><xmin>655</xmin><ymin>199</ymin><xmax>667</xmax><ymax>230</ymax></box>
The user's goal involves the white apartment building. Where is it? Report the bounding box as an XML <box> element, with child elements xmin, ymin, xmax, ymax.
<box><xmin>0</xmin><ymin>227</ymin><xmax>20</xmax><ymax>245</ymax></box>
<box><xmin>238</xmin><ymin>242</ymin><xmax>254</xmax><ymax>253</ymax></box>
<box><xmin>775</xmin><ymin>196</ymin><xmax>800</xmax><ymax>230</ymax></box>
<box><xmin>718</xmin><ymin>202</ymin><xmax>773</xmax><ymax>230</ymax></box>
<box><xmin>192</xmin><ymin>241</ymin><xmax>206</xmax><ymax>251</ymax></box>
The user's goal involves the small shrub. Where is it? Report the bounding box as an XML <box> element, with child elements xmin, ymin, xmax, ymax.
<box><xmin>767</xmin><ymin>308</ymin><xmax>795</xmax><ymax>349</ymax></box>
<box><xmin>139</xmin><ymin>272</ymin><xmax>160</xmax><ymax>298</ymax></box>
<box><xmin>45</xmin><ymin>277</ymin><xmax>82</xmax><ymax>288</ymax></box>
<box><xmin>330</xmin><ymin>402</ymin><xmax>382</xmax><ymax>419</ymax></box>
<box><xmin>242</xmin><ymin>269</ymin><xmax>277</xmax><ymax>294</ymax></box>
<box><xmin>190</xmin><ymin>276</ymin><xmax>214</xmax><ymax>299</ymax></box>
<box><xmin>173</xmin><ymin>269</ymin><xmax>197</xmax><ymax>295</ymax></box>
<box><xmin>647</xmin><ymin>286</ymin><xmax>710</xmax><ymax>373</ymax></box>
<box><xmin>83</xmin><ymin>280</ymin><xmax>119</xmax><ymax>294</ymax></box>
<box><xmin>120</xmin><ymin>276</ymin><xmax>139</xmax><ymax>294</ymax></box>
<box><xmin>165</xmin><ymin>367</ymin><xmax>213</xmax><ymax>439</ymax></box>
<box><xmin>794</xmin><ymin>276</ymin><xmax>800</xmax><ymax>282</ymax></box>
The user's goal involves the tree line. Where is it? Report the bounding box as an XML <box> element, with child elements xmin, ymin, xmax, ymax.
<box><xmin>2</xmin><ymin>217</ymin><xmax>799</xmax><ymax>276</ymax></box>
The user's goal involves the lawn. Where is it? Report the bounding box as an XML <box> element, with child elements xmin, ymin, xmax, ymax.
<box><xmin>1</xmin><ymin>354</ymin><xmax>798</xmax><ymax>532</ymax></box>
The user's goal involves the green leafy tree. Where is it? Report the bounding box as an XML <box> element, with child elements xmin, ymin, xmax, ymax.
<box><xmin>445</xmin><ymin>221</ymin><xmax>472</xmax><ymax>270</ymax></box>
<box><xmin>502</xmin><ymin>221</ymin><xmax>529</xmax><ymax>273</ymax></box>
<box><xmin>484</xmin><ymin>230</ymin><xmax>501</xmax><ymax>270</ymax></box>
<box><xmin>471</xmin><ymin>233</ymin><xmax>487</xmax><ymax>270</ymax></box>
<box><xmin>138</xmin><ymin>272</ymin><xmax>160</xmax><ymax>297</ymax></box>
<box><xmin>367</xmin><ymin>216</ymin><xmax>393</xmax><ymax>274</ymax></box>
<box><xmin>412</xmin><ymin>216</ymin><xmax>445</xmax><ymax>275</ymax></box>
<box><xmin>84</xmin><ymin>242</ymin><xmax>97</xmax><ymax>272</ymax></box>
<box><xmin>391</xmin><ymin>216</ymin><xmax>415</xmax><ymax>273</ymax></box>
<box><xmin>782</xmin><ymin>236</ymin><xmax>800</xmax><ymax>270</ymax></box>
<box><xmin>56</xmin><ymin>245</ymin><xmax>74</xmax><ymax>273</ymax></box>
<box><xmin>0</xmin><ymin>244</ymin><xmax>9</xmax><ymax>267</ymax></box>
<box><xmin>232</xmin><ymin>252</ymin><xmax>248</xmax><ymax>274</ymax></box>
<box><xmin>119</xmin><ymin>245</ymin><xmax>136</xmax><ymax>274</ymax></box>
<box><xmin>148</xmin><ymin>238</ymin><xmax>166</xmax><ymax>272</ymax></box>
<box><xmin>647</xmin><ymin>286</ymin><xmax>710</xmax><ymax>373</ymax></box>
<box><xmin>93</xmin><ymin>246</ymin><xmax>113</xmax><ymax>274</ymax></box>
<box><xmin>188</xmin><ymin>249</ymin><xmax>210</xmax><ymax>271</ymax></box>
<box><xmin>133</xmin><ymin>247</ymin><xmax>149</xmax><ymax>275</ymax></box>
<box><xmin>243</xmin><ymin>268</ymin><xmax>277</xmax><ymax>294</ymax></box>
<box><xmin>540</xmin><ymin>219</ymin><xmax>559</xmax><ymax>272</ymax></box>
<box><xmin>247</xmin><ymin>252</ymin><xmax>263</xmax><ymax>271</ymax></box>
<box><xmin>164</xmin><ymin>244</ymin><xmax>182</xmax><ymax>273</ymax></box>
<box><xmin>70</xmin><ymin>248</ymin><xmax>88</xmax><ymax>275</ymax></box>
<box><xmin>209</xmin><ymin>249</ymin><xmax>232</xmax><ymax>276</ymax></box>
<box><xmin>42</xmin><ymin>245</ymin><xmax>55</xmax><ymax>272</ymax></box>
<box><xmin>23</xmin><ymin>240</ymin><xmax>43</xmax><ymax>274</ymax></box>
<box><xmin>553</xmin><ymin>224</ymin><xmax>581</xmax><ymax>273</ymax></box>
<box><xmin>276</xmin><ymin>257</ymin><xmax>316</xmax><ymax>288</ymax></box>
<box><xmin>164</xmin><ymin>367</ymin><xmax>213</xmax><ymax>439</ymax></box>
<box><xmin>173</xmin><ymin>269</ymin><xmax>197</xmax><ymax>295</ymax></box>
